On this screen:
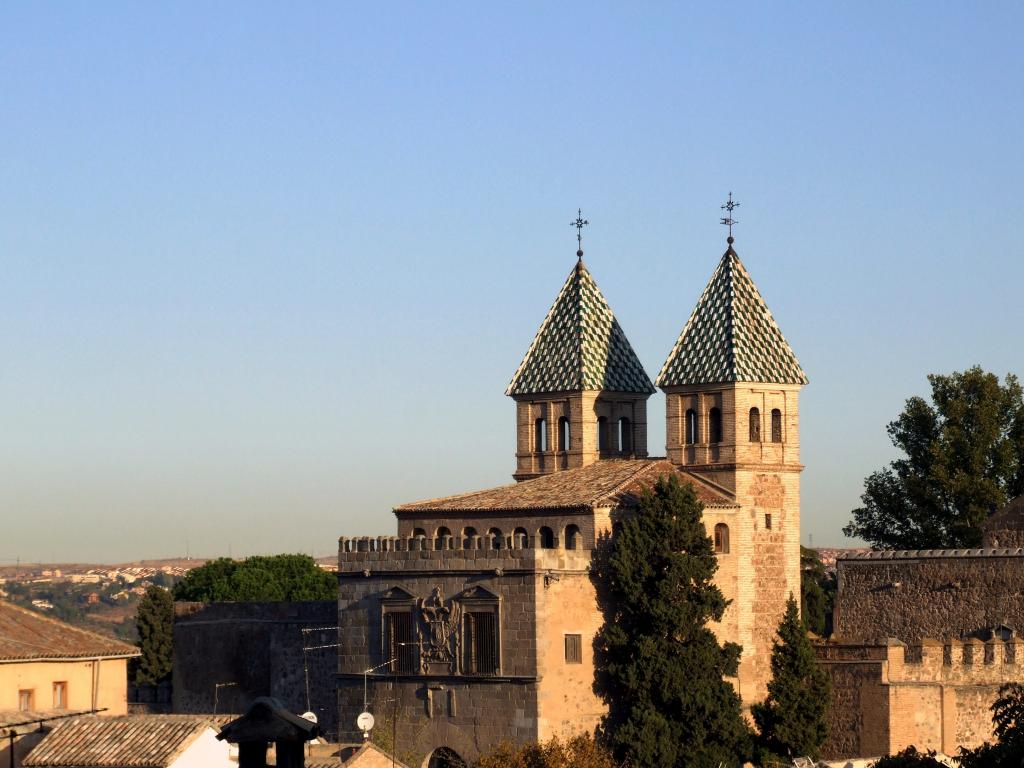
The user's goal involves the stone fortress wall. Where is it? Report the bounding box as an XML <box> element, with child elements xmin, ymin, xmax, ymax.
<box><xmin>820</xmin><ymin>547</ymin><xmax>1024</xmax><ymax>759</ymax></box>
<box><xmin>172</xmin><ymin>600</ymin><xmax>338</xmax><ymax>738</ymax></box>
<box><xmin>818</xmin><ymin>636</ymin><xmax>1023</xmax><ymax>759</ymax></box>
<box><xmin>337</xmin><ymin>533</ymin><xmax>600</xmax><ymax>766</ymax></box>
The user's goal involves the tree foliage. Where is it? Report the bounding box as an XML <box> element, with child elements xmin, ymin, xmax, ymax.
<box><xmin>752</xmin><ymin>595</ymin><xmax>831</xmax><ymax>762</ymax></box>
<box><xmin>958</xmin><ymin>683</ymin><xmax>1024</xmax><ymax>768</ymax></box>
<box><xmin>844</xmin><ymin>367</ymin><xmax>1024</xmax><ymax>549</ymax></box>
<box><xmin>171</xmin><ymin>554</ymin><xmax>336</xmax><ymax>602</ymax></box>
<box><xmin>871</xmin><ymin>746</ymin><xmax>948</xmax><ymax>767</ymax></box>
<box><xmin>134</xmin><ymin>585</ymin><xmax>173</xmax><ymax>685</ymax></box>
<box><xmin>800</xmin><ymin>546</ymin><xmax>836</xmax><ymax>636</ymax></box>
<box><xmin>472</xmin><ymin>735</ymin><xmax>620</xmax><ymax>768</ymax></box>
<box><xmin>593</xmin><ymin>475</ymin><xmax>751</xmax><ymax>768</ymax></box>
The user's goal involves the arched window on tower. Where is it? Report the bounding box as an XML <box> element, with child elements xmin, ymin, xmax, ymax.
<box><xmin>685</xmin><ymin>409</ymin><xmax>697</xmax><ymax>445</ymax></box>
<box><xmin>714</xmin><ymin>523</ymin><xmax>730</xmax><ymax>554</ymax></box>
<box><xmin>462</xmin><ymin>527</ymin><xmax>477</xmax><ymax>548</ymax></box>
<box><xmin>617</xmin><ymin>417</ymin><xmax>632</xmax><ymax>453</ymax></box>
<box><xmin>564</xmin><ymin>524</ymin><xmax>582</xmax><ymax>550</ymax></box>
<box><xmin>709</xmin><ymin>408</ymin><xmax>723</xmax><ymax>444</ymax></box>
<box><xmin>513</xmin><ymin>527</ymin><xmax>529</xmax><ymax>549</ymax></box>
<box><xmin>535</xmin><ymin>418</ymin><xmax>548</xmax><ymax>452</ymax></box>
<box><xmin>771</xmin><ymin>408</ymin><xmax>783</xmax><ymax>443</ymax></box>
<box><xmin>435</xmin><ymin>526</ymin><xmax>452</xmax><ymax>549</ymax></box>
<box><xmin>749</xmin><ymin>407</ymin><xmax>761</xmax><ymax>443</ymax></box>
<box><xmin>597</xmin><ymin>417</ymin><xmax>610</xmax><ymax>453</ymax></box>
<box><xmin>558</xmin><ymin>417</ymin><xmax>570</xmax><ymax>452</ymax></box>
<box><xmin>487</xmin><ymin>528</ymin><xmax>503</xmax><ymax>550</ymax></box>
<box><xmin>538</xmin><ymin>526</ymin><xmax>555</xmax><ymax>549</ymax></box>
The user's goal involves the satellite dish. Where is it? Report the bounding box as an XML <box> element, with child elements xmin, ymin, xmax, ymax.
<box><xmin>356</xmin><ymin>711</ymin><xmax>374</xmax><ymax>734</ymax></box>
<box><xmin>300</xmin><ymin>711</ymin><xmax>318</xmax><ymax>724</ymax></box>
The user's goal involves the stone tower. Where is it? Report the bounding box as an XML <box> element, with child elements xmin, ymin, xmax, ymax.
<box><xmin>506</xmin><ymin>253</ymin><xmax>654</xmax><ymax>482</ymax></box>
<box><xmin>656</xmin><ymin>235</ymin><xmax>807</xmax><ymax>703</ymax></box>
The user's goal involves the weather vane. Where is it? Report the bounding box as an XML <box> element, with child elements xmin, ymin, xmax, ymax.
<box><xmin>720</xmin><ymin>192</ymin><xmax>740</xmax><ymax>240</ymax></box>
<box><xmin>570</xmin><ymin>208</ymin><xmax>589</xmax><ymax>258</ymax></box>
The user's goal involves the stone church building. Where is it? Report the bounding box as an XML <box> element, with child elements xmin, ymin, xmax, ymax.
<box><xmin>336</xmin><ymin>231</ymin><xmax>806</xmax><ymax>766</ymax></box>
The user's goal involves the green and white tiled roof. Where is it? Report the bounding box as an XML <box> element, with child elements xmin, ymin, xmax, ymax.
<box><xmin>656</xmin><ymin>246</ymin><xmax>807</xmax><ymax>387</ymax></box>
<box><xmin>506</xmin><ymin>259</ymin><xmax>655</xmax><ymax>396</ymax></box>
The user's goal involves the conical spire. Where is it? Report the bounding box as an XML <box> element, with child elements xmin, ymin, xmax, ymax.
<box><xmin>656</xmin><ymin>244</ymin><xmax>807</xmax><ymax>387</ymax></box>
<box><xmin>507</xmin><ymin>260</ymin><xmax>655</xmax><ymax>396</ymax></box>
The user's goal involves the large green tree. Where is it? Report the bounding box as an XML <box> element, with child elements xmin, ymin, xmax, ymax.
<box><xmin>593</xmin><ymin>475</ymin><xmax>751</xmax><ymax>768</ymax></box>
<box><xmin>134</xmin><ymin>585</ymin><xmax>174</xmax><ymax>685</ymax></box>
<box><xmin>752</xmin><ymin>596</ymin><xmax>831</xmax><ymax>762</ymax></box>
<box><xmin>172</xmin><ymin>554</ymin><xmax>336</xmax><ymax>602</ymax></box>
<box><xmin>844</xmin><ymin>367</ymin><xmax>1024</xmax><ymax>549</ymax></box>
<box><xmin>800</xmin><ymin>547</ymin><xmax>835</xmax><ymax>636</ymax></box>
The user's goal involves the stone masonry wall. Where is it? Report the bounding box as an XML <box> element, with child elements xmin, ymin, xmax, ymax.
<box><xmin>817</xmin><ymin>638</ymin><xmax>1022</xmax><ymax>759</ymax></box>
<box><xmin>172</xmin><ymin>601</ymin><xmax>338</xmax><ymax>738</ymax></box>
<box><xmin>338</xmin><ymin>537</ymin><xmax>596</xmax><ymax>766</ymax></box>
<box><xmin>834</xmin><ymin>550</ymin><xmax>1024</xmax><ymax>644</ymax></box>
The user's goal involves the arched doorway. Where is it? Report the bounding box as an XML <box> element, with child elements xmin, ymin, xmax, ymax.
<box><xmin>426</xmin><ymin>747</ymin><xmax>467</xmax><ymax>768</ymax></box>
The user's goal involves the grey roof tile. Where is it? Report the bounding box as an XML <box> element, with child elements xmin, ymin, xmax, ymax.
<box><xmin>656</xmin><ymin>246</ymin><xmax>807</xmax><ymax>387</ymax></box>
<box><xmin>506</xmin><ymin>260</ymin><xmax>654</xmax><ymax>396</ymax></box>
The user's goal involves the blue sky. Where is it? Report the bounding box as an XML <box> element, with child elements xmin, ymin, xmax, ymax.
<box><xmin>1</xmin><ymin>3</ymin><xmax>1022</xmax><ymax>562</ymax></box>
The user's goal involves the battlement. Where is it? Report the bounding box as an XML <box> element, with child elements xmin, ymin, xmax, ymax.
<box><xmin>337</xmin><ymin>534</ymin><xmax>593</xmax><ymax>573</ymax></box>
<box><xmin>818</xmin><ymin>637</ymin><xmax>1024</xmax><ymax>685</ymax></box>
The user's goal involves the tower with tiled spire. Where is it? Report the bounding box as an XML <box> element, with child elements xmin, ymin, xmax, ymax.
<box><xmin>656</xmin><ymin>223</ymin><xmax>807</xmax><ymax>704</ymax></box>
<box><xmin>507</xmin><ymin>244</ymin><xmax>654</xmax><ymax>482</ymax></box>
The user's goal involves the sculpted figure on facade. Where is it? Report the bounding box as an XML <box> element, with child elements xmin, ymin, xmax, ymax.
<box><xmin>418</xmin><ymin>586</ymin><xmax>460</xmax><ymax>673</ymax></box>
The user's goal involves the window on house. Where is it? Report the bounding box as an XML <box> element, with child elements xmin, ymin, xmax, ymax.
<box><xmin>709</xmin><ymin>408</ymin><xmax>723</xmax><ymax>444</ymax></box>
<box><xmin>564</xmin><ymin>524</ymin><xmax>582</xmax><ymax>550</ymax></box>
<box><xmin>685</xmin><ymin>409</ymin><xmax>697</xmax><ymax>444</ymax></box>
<box><xmin>558</xmin><ymin>417</ymin><xmax>570</xmax><ymax>452</ymax></box>
<box><xmin>538</xmin><ymin>526</ymin><xmax>555</xmax><ymax>549</ymax></box>
<box><xmin>18</xmin><ymin>690</ymin><xmax>33</xmax><ymax>712</ymax></box>
<box><xmin>714</xmin><ymin>523</ymin><xmax>730</xmax><ymax>554</ymax></box>
<box><xmin>765</xmin><ymin>513</ymin><xmax>773</xmax><ymax>530</ymax></box>
<box><xmin>749</xmin><ymin>407</ymin><xmax>761</xmax><ymax>442</ymax></box>
<box><xmin>385</xmin><ymin>612</ymin><xmax>418</xmax><ymax>674</ymax></box>
<box><xmin>617</xmin><ymin>417</ymin><xmax>632</xmax><ymax>453</ymax></box>
<box><xmin>597</xmin><ymin>417</ymin><xmax>609</xmax><ymax>452</ymax></box>
<box><xmin>771</xmin><ymin>409</ymin><xmax>783</xmax><ymax>443</ymax></box>
<box><xmin>53</xmin><ymin>682</ymin><xmax>67</xmax><ymax>710</ymax></box>
<box><xmin>463</xmin><ymin>612</ymin><xmax>497</xmax><ymax>675</ymax></box>
<box><xmin>564</xmin><ymin>634</ymin><xmax>583</xmax><ymax>664</ymax></box>
<box><xmin>535</xmin><ymin>418</ymin><xmax>548</xmax><ymax>452</ymax></box>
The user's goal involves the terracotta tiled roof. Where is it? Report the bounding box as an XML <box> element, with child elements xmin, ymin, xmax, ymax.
<box><xmin>657</xmin><ymin>246</ymin><xmax>807</xmax><ymax>387</ymax></box>
<box><xmin>506</xmin><ymin>259</ymin><xmax>654</xmax><ymax>396</ymax></box>
<box><xmin>22</xmin><ymin>717</ymin><xmax>213</xmax><ymax>767</ymax></box>
<box><xmin>0</xmin><ymin>601</ymin><xmax>139</xmax><ymax>661</ymax></box>
<box><xmin>395</xmin><ymin>459</ymin><xmax>736</xmax><ymax>514</ymax></box>
<box><xmin>0</xmin><ymin>710</ymin><xmax>89</xmax><ymax>731</ymax></box>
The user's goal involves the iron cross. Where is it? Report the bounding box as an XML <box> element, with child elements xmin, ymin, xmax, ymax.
<box><xmin>720</xmin><ymin>192</ymin><xmax>740</xmax><ymax>238</ymax></box>
<box><xmin>570</xmin><ymin>208</ymin><xmax>589</xmax><ymax>254</ymax></box>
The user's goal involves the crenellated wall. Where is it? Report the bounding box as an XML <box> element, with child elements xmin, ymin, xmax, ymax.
<box><xmin>817</xmin><ymin>637</ymin><xmax>1020</xmax><ymax>759</ymax></box>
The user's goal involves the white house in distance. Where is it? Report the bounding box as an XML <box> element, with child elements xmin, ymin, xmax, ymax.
<box><xmin>22</xmin><ymin>716</ymin><xmax>233</xmax><ymax>768</ymax></box>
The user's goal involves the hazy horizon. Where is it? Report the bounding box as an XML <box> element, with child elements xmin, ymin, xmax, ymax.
<box><xmin>2</xmin><ymin>3</ymin><xmax>1022</xmax><ymax>562</ymax></box>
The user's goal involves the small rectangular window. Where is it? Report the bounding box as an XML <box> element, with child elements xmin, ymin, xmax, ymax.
<box><xmin>564</xmin><ymin>633</ymin><xmax>583</xmax><ymax>664</ymax></box>
<box><xmin>463</xmin><ymin>612</ymin><xmax>498</xmax><ymax>675</ymax></box>
<box><xmin>764</xmin><ymin>513</ymin><xmax>773</xmax><ymax>530</ymax></box>
<box><xmin>18</xmin><ymin>689</ymin><xmax>34</xmax><ymax>712</ymax></box>
<box><xmin>53</xmin><ymin>682</ymin><xmax>67</xmax><ymax>709</ymax></box>
<box><xmin>385</xmin><ymin>612</ymin><xmax>417</xmax><ymax>674</ymax></box>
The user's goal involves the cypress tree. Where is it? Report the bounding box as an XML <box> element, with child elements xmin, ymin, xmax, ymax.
<box><xmin>134</xmin><ymin>585</ymin><xmax>174</xmax><ymax>685</ymax></box>
<box><xmin>752</xmin><ymin>595</ymin><xmax>831</xmax><ymax>762</ymax></box>
<box><xmin>593</xmin><ymin>474</ymin><xmax>751</xmax><ymax>767</ymax></box>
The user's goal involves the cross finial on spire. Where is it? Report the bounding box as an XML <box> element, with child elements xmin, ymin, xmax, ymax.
<box><xmin>570</xmin><ymin>208</ymin><xmax>589</xmax><ymax>259</ymax></box>
<box><xmin>720</xmin><ymin>192</ymin><xmax>739</xmax><ymax>244</ymax></box>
